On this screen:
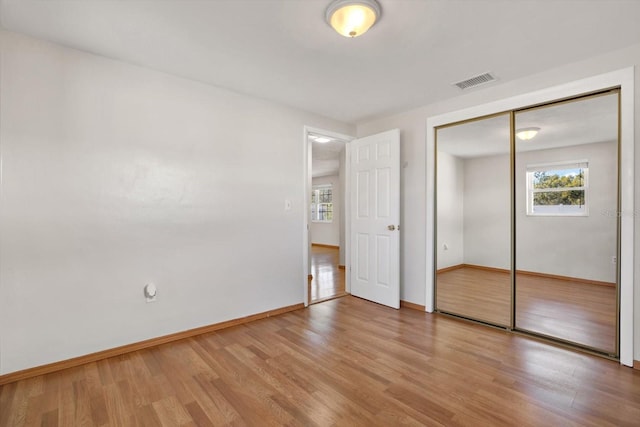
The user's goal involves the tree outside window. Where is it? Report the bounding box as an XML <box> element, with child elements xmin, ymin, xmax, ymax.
<box><xmin>527</xmin><ymin>161</ymin><xmax>588</xmax><ymax>216</ymax></box>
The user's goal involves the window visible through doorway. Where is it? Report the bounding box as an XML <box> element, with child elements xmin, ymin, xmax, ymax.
<box><xmin>526</xmin><ymin>160</ymin><xmax>589</xmax><ymax>216</ymax></box>
<box><xmin>311</xmin><ymin>184</ymin><xmax>333</xmax><ymax>222</ymax></box>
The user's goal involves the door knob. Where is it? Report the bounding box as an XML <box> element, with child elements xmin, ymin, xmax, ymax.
<box><xmin>388</xmin><ymin>225</ymin><xmax>396</xmax><ymax>231</ymax></box>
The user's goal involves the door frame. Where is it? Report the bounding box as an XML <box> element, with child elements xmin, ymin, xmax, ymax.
<box><xmin>303</xmin><ymin>126</ymin><xmax>355</xmax><ymax>306</ymax></box>
<box><xmin>425</xmin><ymin>67</ymin><xmax>635</xmax><ymax>366</ymax></box>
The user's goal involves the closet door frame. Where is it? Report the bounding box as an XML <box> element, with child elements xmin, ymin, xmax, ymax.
<box><xmin>425</xmin><ymin>68</ymin><xmax>635</xmax><ymax>367</ymax></box>
<box><xmin>513</xmin><ymin>90</ymin><xmax>620</xmax><ymax>356</ymax></box>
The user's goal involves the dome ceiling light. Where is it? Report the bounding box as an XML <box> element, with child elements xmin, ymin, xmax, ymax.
<box><xmin>325</xmin><ymin>0</ymin><xmax>382</xmax><ymax>38</ymax></box>
<box><xmin>516</xmin><ymin>127</ymin><xmax>541</xmax><ymax>141</ymax></box>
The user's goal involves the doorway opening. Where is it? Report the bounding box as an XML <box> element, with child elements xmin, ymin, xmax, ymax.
<box><xmin>309</xmin><ymin>244</ymin><xmax>347</xmax><ymax>304</ymax></box>
<box><xmin>303</xmin><ymin>127</ymin><xmax>353</xmax><ymax>305</ymax></box>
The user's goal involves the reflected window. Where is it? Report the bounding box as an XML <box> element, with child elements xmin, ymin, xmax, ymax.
<box><xmin>526</xmin><ymin>160</ymin><xmax>588</xmax><ymax>216</ymax></box>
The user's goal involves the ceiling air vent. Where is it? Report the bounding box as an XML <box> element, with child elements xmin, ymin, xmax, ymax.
<box><xmin>452</xmin><ymin>72</ymin><xmax>497</xmax><ymax>90</ymax></box>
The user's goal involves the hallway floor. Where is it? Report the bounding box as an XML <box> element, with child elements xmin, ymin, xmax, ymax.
<box><xmin>309</xmin><ymin>245</ymin><xmax>346</xmax><ymax>304</ymax></box>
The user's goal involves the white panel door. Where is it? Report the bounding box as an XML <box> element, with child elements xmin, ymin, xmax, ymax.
<box><xmin>350</xmin><ymin>129</ymin><xmax>400</xmax><ymax>308</ymax></box>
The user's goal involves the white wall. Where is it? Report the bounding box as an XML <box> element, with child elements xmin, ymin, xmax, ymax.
<box><xmin>436</xmin><ymin>151</ymin><xmax>464</xmax><ymax>269</ymax></box>
<box><xmin>310</xmin><ymin>175</ymin><xmax>340</xmax><ymax>247</ymax></box>
<box><xmin>455</xmin><ymin>141</ymin><xmax>617</xmax><ymax>281</ymax></box>
<box><xmin>357</xmin><ymin>41</ymin><xmax>640</xmax><ymax>360</ymax></box>
<box><xmin>0</xmin><ymin>30</ymin><xmax>354</xmax><ymax>375</ymax></box>
<box><xmin>462</xmin><ymin>155</ymin><xmax>511</xmax><ymax>270</ymax></box>
<box><xmin>516</xmin><ymin>141</ymin><xmax>618</xmax><ymax>282</ymax></box>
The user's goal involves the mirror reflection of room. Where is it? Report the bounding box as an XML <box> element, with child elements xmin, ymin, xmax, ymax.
<box><xmin>435</xmin><ymin>113</ymin><xmax>512</xmax><ymax>327</ymax></box>
<box><xmin>514</xmin><ymin>92</ymin><xmax>619</xmax><ymax>354</ymax></box>
<box><xmin>435</xmin><ymin>92</ymin><xmax>620</xmax><ymax>356</ymax></box>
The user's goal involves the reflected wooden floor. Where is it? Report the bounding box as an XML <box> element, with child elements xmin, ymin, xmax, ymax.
<box><xmin>309</xmin><ymin>244</ymin><xmax>346</xmax><ymax>304</ymax></box>
<box><xmin>437</xmin><ymin>267</ymin><xmax>511</xmax><ymax>327</ymax></box>
<box><xmin>437</xmin><ymin>266</ymin><xmax>617</xmax><ymax>353</ymax></box>
<box><xmin>516</xmin><ymin>273</ymin><xmax>617</xmax><ymax>353</ymax></box>
<box><xmin>2</xmin><ymin>296</ymin><xmax>639</xmax><ymax>426</ymax></box>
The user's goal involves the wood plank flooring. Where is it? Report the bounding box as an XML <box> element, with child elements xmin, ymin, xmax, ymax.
<box><xmin>2</xmin><ymin>296</ymin><xmax>639</xmax><ymax>426</ymax></box>
<box><xmin>436</xmin><ymin>266</ymin><xmax>616</xmax><ymax>353</ymax></box>
<box><xmin>309</xmin><ymin>245</ymin><xmax>346</xmax><ymax>304</ymax></box>
<box><xmin>515</xmin><ymin>272</ymin><xmax>616</xmax><ymax>353</ymax></box>
<box><xmin>437</xmin><ymin>267</ymin><xmax>511</xmax><ymax>327</ymax></box>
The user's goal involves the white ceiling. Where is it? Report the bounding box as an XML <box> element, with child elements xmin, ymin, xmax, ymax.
<box><xmin>2</xmin><ymin>1</ymin><xmax>640</xmax><ymax>124</ymax></box>
<box><xmin>437</xmin><ymin>92</ymin><xmax>618</xmax><ymax>158</ymax></box>
<box><xmin>311</xmin><ymin>135</ymin><xmax>346</xmax><ymax>178</ymax></box>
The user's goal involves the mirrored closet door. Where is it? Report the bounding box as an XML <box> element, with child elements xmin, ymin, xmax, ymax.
<box><xmin>434</xmin><ymin>90</ymin><xmax>621</xmax><ymax>358</ymax></box>
<box><xmin>435</xmin><ymin>113</ymin><xmax>512</xmax><ymax>327</ymax></box>
<box><xmin>514</xmin><ymin>92</ymin><xmax>619</xmax><ymax>355</ymax></box>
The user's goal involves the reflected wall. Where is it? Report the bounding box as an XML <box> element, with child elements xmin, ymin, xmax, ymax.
<box><xmin>514</xmin><ymin>92</ymin><xmax>619</xmax><ymax>354</ymax></box>
<box><xmin>436</xmin><ymin>113</ymin><xmax>511</xmax><ymax>327</ymax></box>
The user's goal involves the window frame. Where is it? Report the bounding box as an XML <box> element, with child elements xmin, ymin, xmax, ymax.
<box><xmin>525</xmin><ymin>160</ymin><xmax>589</xmax><ymax>217</ymax></box>
<box><xmin>311</xmin><ymin>184</ymin><xmax>334</xmax><ymax>223</ymax></box>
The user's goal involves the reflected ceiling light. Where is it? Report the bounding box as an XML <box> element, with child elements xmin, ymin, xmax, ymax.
<box><xmin>516</xmin><ymin>127</ymin><xmax>540</xmax><ymax>141</ymax></box>
<box><xmin>325</xmin><ymin>0</ymin><xmax>381</xmax><ymax>38</ymax></box>
<box><xmin>309</xmin><ymin>134</ymin><xmax>333</xmax><ymax>143</ymax></box>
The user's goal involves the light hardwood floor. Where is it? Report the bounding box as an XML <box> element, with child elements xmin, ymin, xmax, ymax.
<box><xmin>437</xmin><ymin>266</ymin><xmax>617</xmax><ymax>353</ymax></box>
<box><xmin>437</xmin><ymin>267</ymin><xmax>511</xmax><ymax>327</ymax></box>
<box><xmin>1</xmin><ymin>296</ymin><xmax>639</xmax><ymax>426</ymax></box>
<box><xmin>309</xmin><ymin>245</ymin><xmax>346</xmax><ymax>304</ymax></box>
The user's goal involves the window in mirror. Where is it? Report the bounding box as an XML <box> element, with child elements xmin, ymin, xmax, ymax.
<box><xmin>526</xmin><ymin>160</ymin><xmax>588</xmax><ymax>216</ymax></box>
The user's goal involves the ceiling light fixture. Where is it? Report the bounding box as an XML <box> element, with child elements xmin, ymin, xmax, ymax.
<box><xmin>314</xmin><ymin>136</ymin><xmax>332</xmax><ymax>143</ymax></box>
<box><xmin>516</xmin><ymin>127</ymin><xmax>540</xmax><ymax>141</ymax></box>
<box><xmin>325</xmin><ymin>0</ymin><xmax>381</xmax><ymax>38</ymax></box>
